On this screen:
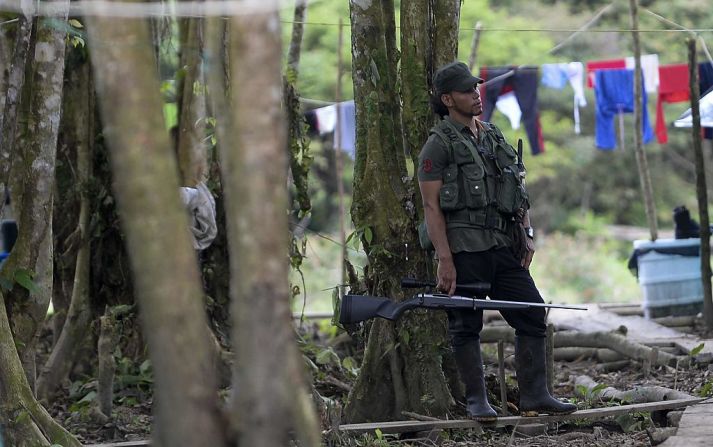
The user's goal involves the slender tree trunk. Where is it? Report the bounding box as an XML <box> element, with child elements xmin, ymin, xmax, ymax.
<box><xmin>86</xmin><ymin>9</ymin><xmax>227</xmax><ymax>447</ymax></box>
<box><xmin>176</xmin><ymin>17</ymin><xmax>206</xmax><ymax>187</ymax></box>
<box><xmin>0</xmin><ymin>16</ymin><xmax>33</xmax><ymax>204</ymax></box>
<box><xmin>344</xmin><ymin>0</ymin><xmax>453</xmax><ymax>423</ymax></box>
<box><xmin>688</xmin><ymin>39</ymin><xmax>713</xmax><ymax>330</ymax></box>
<box><xmin>629</xmin><ymin>0</ymin><xmax>658</xmax><ymax>241</ymax></box>
<box><xmin>37</xmin><ymin>58</ymin><xmax>94</xmax><ymax>402</ymax></box>
<box><xmin>214</xmin><ymin>4</ymin><xmax>320</xmax><ymax>445</ymax></box>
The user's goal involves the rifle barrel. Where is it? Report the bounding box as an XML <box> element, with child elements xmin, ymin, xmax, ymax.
<box><xmin>423</xmin><ymin>294</ymin><xmax>587</xmax><ymax>311</ymax></box>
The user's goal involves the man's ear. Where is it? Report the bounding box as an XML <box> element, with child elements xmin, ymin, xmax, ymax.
<box><xmin>441</xmin><ymin>93</ymin><xmax>452</xmax><ymax>107</ymax></box>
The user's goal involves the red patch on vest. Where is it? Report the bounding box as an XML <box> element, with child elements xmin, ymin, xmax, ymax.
<box><xmin>423</xmin><ymin>159</ymin><xmax>433</xmax><ymax>173</ymax></box>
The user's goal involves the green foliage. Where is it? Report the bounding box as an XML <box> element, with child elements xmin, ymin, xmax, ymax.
<box><xmin>699</xmin><ymin>380</ymin><xmax>713</xmax><ymax>397</ymax></box>
<box><xmin>690</xmin><ymin>342</ymin><xmax>705</xmax><ymax>357</ymax></box>
<box><xmin>0</xmin><ymin>268</ymin><xmax>40</xmax><ymax>295</ymax></box>
<box><xmin>615</xmin><ymin>411</ymin><xmax>653</xmax><ymax>433</ymax></box>
<box><xmin>574</xmin><ymin>382</ymin><xmax>609</xmax><ymax>408</ymax></box>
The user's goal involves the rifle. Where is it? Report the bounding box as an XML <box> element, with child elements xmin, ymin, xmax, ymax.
<box><xmin>339</xmin><ymin>278</ymin><xmax>587</xmax><ymax>325</ymax></box>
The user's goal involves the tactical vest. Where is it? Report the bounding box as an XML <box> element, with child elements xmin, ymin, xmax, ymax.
<box><xmin>430</xmin><ymin>119</ymin><xmax>529</xmax><ymax>233</ymax></box>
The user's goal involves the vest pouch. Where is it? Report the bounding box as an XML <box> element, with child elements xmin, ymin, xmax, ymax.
<box><xmin>463</xmin><ymin>169</ymin><xmax>487</xmax><ymax>209</ymax></box>
<box><xmin>439</xmin><ymin>183</ymin><xmax>459</xmax><ymax>211</ymax></box>
<box><xmin>453</xmin><ymin>142</ymin><xmax>475</xmax><ymax>165</ymax></box>
<box><xmin>439</xmin><ymin>165</ymin><xmax>460</xmax><ymax>211</ymax></box>
<box><xmin>496</xmin><ymin>167</ymin><xmax>527</xmax><ymax>215</ymax></box>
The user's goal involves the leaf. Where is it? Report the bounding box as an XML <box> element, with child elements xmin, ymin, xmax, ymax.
<box><xmin>364</xmin><ymin>227</ymin><xmax>373</xmax><ymax>244</ymax></box>
<box><xmin>68</xmin><ymin>18</ymin><xmax>83</xmax><ymax>28</ymax></box>
<box><xmin>139</xmin><ymin>359</ymin><xmax>152</xmax><ymax>375</ymax></box>
<box><xmin>374</xmin><ymin>428</ymin><xmax>383</xmax><ymax>440</ymax></box>
<box><xmin>78</xmin><ymin>390</ymin><xmax>97</xmax><ymax>404</ymax></box>
<box><xmin>315</xmin><ymin>348</ymin><xmax>338</xmax><ymax>366</ymax></box>
<box><xmin>14</xmin><ymin>268</ymin><xmax>39</xmax><ymax>294</ymax></box>
<box><xmin>690</xmin><ymin>343</ymin><xmax>705</xmax><ymax>357</ymax></box>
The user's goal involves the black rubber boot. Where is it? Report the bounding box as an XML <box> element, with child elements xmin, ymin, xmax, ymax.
<box><xmin>453</xmin><ymin>339</ymin><xmax>497</xmax><ymax>422</ymax></box>
<box><xmin>515</xmin><ymin>335</ymin><xmax>577</xmax><ymax>416</ymax></box>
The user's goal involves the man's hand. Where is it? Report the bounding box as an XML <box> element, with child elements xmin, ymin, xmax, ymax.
<box><xmin>437</xmin><ymin>256</ymin><xmax>457</xmax><ymax>295</ymax></box>
<box><xmin>521</xmin><ymin>237</ymin><xmax>535</xmax><ymax>269</ymax></box>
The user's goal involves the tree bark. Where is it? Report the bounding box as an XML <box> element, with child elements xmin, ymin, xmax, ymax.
<box><xmin>344</xmin><ymin>0</ymin><xmax>452</xmax><ymax>423</ymax></box>
<box><xmin>86</xmin><ymin>9</ymin><xmax>227</xmax><ymax>447</ymax></box>
<box><xmin>0</xmin><ymin>16</ymin><xmax>33</xmax><ymax>196</ymax></box>
<box><xmin>176</xmin><ymin>17</ymin><xmax>206</xmax><ymax>187</ymax></box>
<box><xmin>216</xmin><ymin>4</ymin><xmax>320</xmax><ymax>445</ymax></box>
<box><xmin>431</xmin><ymin>0</ymin><xmax>461</xmax><ymax>69</ymax></box>
<box><xmin>688</xmin><ymin>38</ymin><xmax>713</xmax><ymax>331</ymax></box>
<box><xmin>37</xmin><ymin>57</ymin><xmax>94</xmax><ymax>402</ymax></box>
<box><xmin>1</xmin><ymin>1</ymin><xmax>68</xmax><ymax>391</ymax></box>
<box><xmin>0</xmin><ymin>291</ymin><xmax>81</xmax><ymax>446</ymax></box>
<box><xmin>629</xmin><ymin>0</ymin><xmax>658</xmax><ymax>241</ymax></box>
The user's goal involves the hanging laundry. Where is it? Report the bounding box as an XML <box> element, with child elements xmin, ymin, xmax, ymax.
<box><xmin>495</xmin><ymin>91</ymin><xmax>522</xmax><ymax>130</ymax></box>
<box><xmin>699</xmin><ymin>62</ymin><xmax>713</xmax><ymax>139</ymax></box>
<box><xmin>480</xmin><ymin>66</ymin><xmax>545</xmax><ymax>155</ymax></box>
<box><xmin>655</xmin><ymin>64</ymin><xmax>689</xmax><ymax>143</ymax></box>
<box><xmin>541</xmin><ymin>62</ymin><xmax>587</xmax><ymax>133</ymax></box>
<box><xmin>625</xmin><ymin>54</ymin><xmax>660</xmax><ymax>94</ymax></box>
<box><xmin>586</xmin><ymin>58</ymin><xmax>626</xmax><ymax>87</ymax></box>
<box><xmin>594</xmin><ymin>69</ymin><xmax>654</xmax><ymax>150</ymax></box>
<box><xmin>312</xmin><ymin>100</ymin><xmax>356</xmax><ymax>157</ymax></box>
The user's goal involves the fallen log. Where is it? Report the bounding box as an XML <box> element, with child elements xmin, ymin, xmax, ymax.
<box><xmin>481</xmin><ymin>328</ymin><xmax>688</xmax><ymax>368</ymax></box>
<box><xmin>595</xmin><ymin>360</ymin><xmax>631</xmax><ymax>373</ymax></box>
<box><xmin>553</xmin><ymin>347</ymin><xmax>624</xmax><ymax>362</ymax></box>
<box><xmin>574</xmin><ymin>375</ymin><xmax>695</xmax><ymax>403</ymax></box>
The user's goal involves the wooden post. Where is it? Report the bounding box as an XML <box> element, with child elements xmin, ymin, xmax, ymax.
<box><xmin>467</xmin><ymin>22</ymin><xmax>482</xmax><ymax>71</ymax></box>
<box><xmin>497</xmin><ymin>341</ymin><xmax>508</xmax><ymax>416</ymax></box>
<box><xmin>688</xmin><ymin>38</ymin><xmax>713</xmax><ymax>331</ymax></box>
<box><xmin>546</xmin><ymin>324</ymin><xmax>554</xmax><ymax>394</ymax></box>
<box><xmin>335</xmin><ymin>19</ymin><xmax>347</xmax><ymax>296</ymax></box>
<box><xmin>628</xmin><ymin>0</ymin><xmax>658</xmax><ymax>241</ymax></box>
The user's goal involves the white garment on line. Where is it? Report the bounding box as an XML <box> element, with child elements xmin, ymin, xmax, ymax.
<box><xmin>541</xmin><ymin>62</ymin><xmax>587</xmax><ymax>134</ymax></box>
<box><xmin>180</xmin><ymin>182</ymin><xmax>217</xmax><ymax>251</ymax></box>
<box><xmin>495</xmin><ymin>92</ymin><xmax>522</xmax><ymax>130</ymax></box>
<box><xmin>625</xmin><ymin>54</ymin><xmax>660</xmax><ymax>94</ymax></box>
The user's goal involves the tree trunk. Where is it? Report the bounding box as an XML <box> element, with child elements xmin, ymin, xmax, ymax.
<box><xmin>37</xmin><ymin>56</ymin><xmax>94</xmax><ymax>402</ymax></box>
<box><xmin>212</xmin><ymin>4</ymin><xmax>320</xmax><ymax>445</ymax></box>
<box><xmin>344</xmin><ymin>0</ymin><xmax>453</xmax><ymax>423</ymax></box>
<box><xmin>1</xmin><ymin>1</ymin><xmax>68</xmax><ymax>392</ymax></box>
<box><xmin>0</xmin><ymin>16</ymin><xmax>33</xmax><ymax>195</ymax></box>
<box><xmin>0</xmin><ymin>292</ymin><xmax>81</xmax><ymax>446</ymax></box>
<box><xmin>86</xmin><ymin>8</ymin><xmax>227</xmax><ymax>447</ymax></box>
<box><xmin>176</xmin><ymin>17</ymin><xmax>206</xmax><ymax>187</ymax></box>
<box><xmin>431</xmin><ymin>0</ymin><xmax>461</xmax><ymax>69</ymax></box>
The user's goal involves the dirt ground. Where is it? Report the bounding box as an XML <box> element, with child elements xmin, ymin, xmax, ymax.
<box><xmin>42</xmin><ymin>318</ymin><xmax>713</xmax><ymax>446</ymax></box>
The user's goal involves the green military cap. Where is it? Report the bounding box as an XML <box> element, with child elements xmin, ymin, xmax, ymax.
<box><xmin>434</xmin><ymin>61</ymin><xmax>484</xmax><ymax>95</ymax></box>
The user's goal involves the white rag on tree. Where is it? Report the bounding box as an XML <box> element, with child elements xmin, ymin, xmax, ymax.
<box><xmin>180</xmin><ymin>182</ymin><xmax>217</xmax><ymax>250</ymax></box>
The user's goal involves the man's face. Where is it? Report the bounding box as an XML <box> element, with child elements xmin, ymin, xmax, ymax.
<box><xmin>442</xmin><ymin>85</ymin><xmax>483</xmax><ymax>118</ymax></box>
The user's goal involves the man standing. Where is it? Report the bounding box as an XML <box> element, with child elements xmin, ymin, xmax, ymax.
<box><xmin>418</xmin><ymin>61</ymin><xmax>576</xmax><ymax>421</ymax></box>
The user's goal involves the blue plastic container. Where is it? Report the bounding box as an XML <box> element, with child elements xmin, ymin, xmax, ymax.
<box><xmin>633</xmin><ymin>238</ymin><xmax>704</xmax><ymax>318</ymax></box>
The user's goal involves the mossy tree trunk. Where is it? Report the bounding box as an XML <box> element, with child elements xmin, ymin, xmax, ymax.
<box><xmin>86</xmin><ymin>7</ymin><xmax>227</xmax><ymax>446</ymax></box>
<box><xmin>208</xmin><ymin>4</ymin><xmax>320</xmax><ymax>445</ymax></box>
<box><xmin>37</xmin><ymin>52</ymin><xmax>95</xmax><ymax>403</ymax></box>
<box><xmin>0</xmin><ymin>2</ymin><xmax>81</xmax><ymax>445</ymax></box>
<box><xmin>0</xmin><ymin>16</ymin><xmax>33</xmax><ymax>194</ymax></box>
<box><xmin>2</xmin><ymin>0</ymin><xmax>69</xmax><ymax>391</ymax></box>
<box><xmin>343</xmin><ymin>0</ymin><xmax>459</xmax><ymax>423</ymax></box>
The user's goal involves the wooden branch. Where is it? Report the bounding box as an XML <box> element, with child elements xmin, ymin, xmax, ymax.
<box><xmin>574</xmin><ymin>375</ymin><xmax>695</xmax><ymax>403</ymax></box>
<box><xmin>402</xmin><ymin>411</ymin><xmax>440</xmax><ymax>421</ymax></box>
<box><xmin>338</xmin><ymin>398</ymin><xmax>703</xmax><ymax>435</ymax></box>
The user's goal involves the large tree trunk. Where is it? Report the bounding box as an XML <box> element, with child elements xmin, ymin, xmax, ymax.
<box><xmin>1</xmin><ymin>0</ymin><xmax>68</xmax><ymax>391</ymax></box>
<box><xmin>210</xmin><ymin>4</ymin><xmax>320</xmax><ymax>445</ymax></box>
<box><xmin>86</xmin><ymin>8</ymin><xmax>227</xmax><ymax>447</ymax></box>
<box><xmin>37</xmin><ymin>55</ymin><xmax>95</xmax><ymax>403</ymax></box>
<box><xmin>343</xmin><ymin>0</ymin><xmax>454</xmax><ymax>423</ymax></box>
